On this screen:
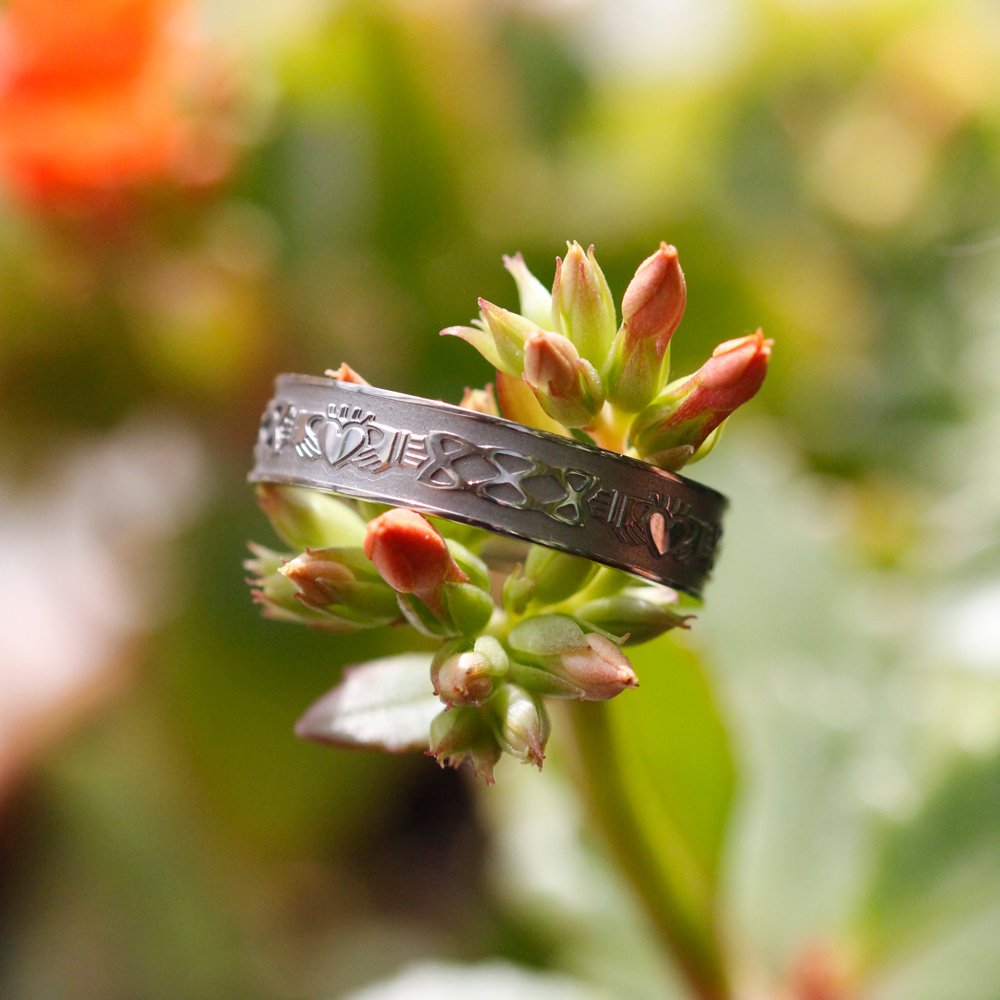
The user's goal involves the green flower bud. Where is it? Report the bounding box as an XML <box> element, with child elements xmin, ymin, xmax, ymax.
<box><xmin>551</xmin><ymin>242</ymin><xmax>617</xmax><ymax>368</ymax></box>
<box><xmin>523</xmin><ymin>329</ymin><xmax>604</xmax><ymax>428</ymax></box>
<box><xmin>524</xmin><ymin>545</ymin><xmax>599</xmax><ymax>607</ymax></box>
<box><xmin>576</xmin><ymin>587</ymin><xmax>693</xmax><ymax>646</ymax></box>
<box><xmin>504</xmin><ymin>545</ymin><xmax>598</xmax><ymax>614</ymax></box>
<box><xmin>432</xmin><ymin>635</ymin><xmax>509</xmax><ymax>707</ymax></box>
<box><xmin>441</xmin><ymin>300</ymin><xmax>542</xmax><ymax>377</ymax></box>
<box><xmin>506</xmin><ymin>660</ymin><xmax>586</xmax><ymax>699</ymax></box>
<box><xmin>503</xmin><ymin>252</ymin><xmax>553</xmax><ymax>329</ymax></box>
<box><xmin>444</xmin><ymin>539</ymin><xmax>491</xmax><ymax>594</ymax></box>
<box><xmin>245</xmin><ymin>543</ymin><xmax>373</xmax><ymax>633</ymax></box>
<box><xmin>507</xmin><ymin>614</ymin><xmax>637</xmax><ymax>701</ymax></box>
<box><xmin>490</xmin><ymin>683</ymin><xmax>550</xmax><ymax>768</ymax></box>
<box><xmin>397</xmin><ymin>582</ymin><xmax>495</xmax><ymax>639</ymax></box>
<box><xmin>279</xmin><ymin>548</ymin><xmax>402</xmax><ymax>626</ymax></box>
<box><xmin>442</xmin><ymin>581</ymin><xmax>496</xmax><ymax>636</ymax></box>
<box><xmin>429</xmin><ymin>706</ymin><xmax>503</xmax><ymax>785</ymax></box>
<box><xmin>256</xmin><ymin>483</ymin><xmax>367</xmax><ymax>551</ymax></box>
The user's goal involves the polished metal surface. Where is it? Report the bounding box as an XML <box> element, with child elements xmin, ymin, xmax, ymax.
<box><xmin>249</xmin><ymin>374</ymin><xmax>728</xmax><ymax>597</ymax></box>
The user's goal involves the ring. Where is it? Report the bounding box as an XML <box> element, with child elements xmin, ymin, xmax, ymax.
<box><xmin>249</xmin><ymin>374</ymin><xmax>728</xmax><ymax>598</ymax></box>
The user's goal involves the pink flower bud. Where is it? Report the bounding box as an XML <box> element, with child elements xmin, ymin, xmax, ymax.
<box><xmin>606</xmin><ymin>243</ymin><xmax>686</xmax><ymax>412</ymax></box>
<box><xmin>554</xmin><ymin>633</ymin><xmax>638</xmax><ymax>700</ymax></box>
<box><xmin>458</xmin><ymin>384</ymin><xmax>498</xmax><ymax>415</ymax></box>
<box><xmin>279</xmin><ymin>551</ymin><xmax>355</xmax><ymax>607</ymax></box>
<box><xmin>630</xmin><ymin>330</ymin><xmax>772</xmax><ymax>470</ymax></box>
<box><xmin>524</xmin><ymin>329</ymin><xmax>578</xmax><ymax>395</ymax></box>
<box><xmin>433</xmin><ymin>649</ymin><xmax>494</xmax><ymax>707</ymax></box>
<box><xmin>494</xmin><ymin>370</ymin><xmax>569</xmax><ymax>436</ymax></box>
<box><xmin>363</xmin><ymin>509</ymin><xmax>468</xmax><ymax>612</ymax></box>
<box><xmin>621</xmin><ymin>243</ymin><xmax>686</xmax><ymax>353</ymax></box>
<box><xmin>522</xmin><ymin>329</ymin><xmax>603</xmax><ymax>428</ymax></box>
<box><xmin>324</xmin><ymin>362</ymin><xmax>369</xmax><ymax>385</ymax></box>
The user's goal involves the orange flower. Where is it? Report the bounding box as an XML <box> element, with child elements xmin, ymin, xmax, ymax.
<box><xmin>0</xmin><ymin>0</ymin><xmax>237</xmax><ymax>210</ymax></box>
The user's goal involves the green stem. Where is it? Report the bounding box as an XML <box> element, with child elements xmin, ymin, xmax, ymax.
<box><xmin>567</xmin><ymin>701</ymin><xmax>731</xmax><ymax>1000</ymax></box>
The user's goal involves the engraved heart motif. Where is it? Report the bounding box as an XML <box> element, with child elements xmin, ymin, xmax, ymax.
<box><xmin>323</xmin><ymin>419</ymin><xmax>367</xmax><ymax>466</ymax></box>
<box><xmin>648</xmin><ymin>511</ymin><xmax>669</xmax><ymax>555</ymax></box>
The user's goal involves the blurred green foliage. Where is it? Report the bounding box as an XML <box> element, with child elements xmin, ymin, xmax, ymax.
<box><xmin>3</xmin><ymin>0</ymin><xmax>1000</xmax><ymax>998</ymax></box>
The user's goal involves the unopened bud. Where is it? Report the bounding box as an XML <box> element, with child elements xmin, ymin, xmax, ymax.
<box><xmin>246</xmin><ymin>543</ymin><xmax>371</xmax><ymax>633</ymax></box>
<box><xmin>576</xmin><ymin>587</ymin><xmax>693</xmax><ymax>646</ymax></box>
<box><xmin>364</xmin><ymin>508</ymin><xmax>496</xmax><ymax>636</ymax></box>
<box><xmin>445</xmin><ymin>539</ymin><xmax>492</xmax><ymax>594</ymax></box>
<box><xmin>504</xmin><ymin>545</ymin><xmax>598</xmax><ymax>614</ymax></box>
<box><xmin>432</xmin><ymin>635</ymin><xmax>509</xmax><ymax>707</ymax></box>
<box><xmin>551</xmin><ymin>242</ymin><xmax>617</xmax><ymax>367</ymax></box>
<box><xmin>441</xmin><ymin>300</ymin><xmax>541</xmax><ymax>377</ymax></box>
<box><xmin>440</xmin><ymin>581</ymin><xmax>496</xmax><ymax>636</ymax></box>
<box><xmin>557</xmin><ymin>633</ymin><xmax>638</xmax><ymax>700</ymax></box>
<box><xmin>490</xmin><ymin>683</ymin><xmax>550</xmax><ymax>768</ymax></box>
<box><xmin>606</xmin><ymin>243</ymin><xmax>686</xmax><ymax>412</ymax></box>
<box><xmin>256</xmin><ymin>483</ymin><xmax>367</xmax><ymax>551</ymax></box>
<box><xmin>494</xmin><ymin>370</ymin><xmax>571</xmax><ymax>436</ymax></box>
<box><xmin>364</xmin><ymin>508</ymin><xmax>467</xmax><ymax>608</ymax></box>
<box><xmin>279</xmin><ymin>548</ymin><xmax>401</xmax><ymax>626</ymax></box>
<box><xmin>507</xmin><ymin>614</ymin><xmax>636</xmax><ymax>701</ymax></box>
<box><xmin>630</xmin><ymin>331</ymin><xmax>772</xmax><ymax>470</ymax></box>
<box><xmin>324</xmin><ymin>362</ymin><xmax>369</xmax><ymax>385</ymax></box>
<box><xmin>459</xmin><ymin>384</ymin><xmax>499</xmax><ymax>416</ymax></box>
<box><xmin>503</xmin><ymin>252</ymin><xmax>553</xmax><ymax>329</ymax></box>
<box><xmin>429</xmin><ymin>706</ymin><xmax>503</xmax><ymax>785</ymax></box>
<box><xmin>523</xmin><ymin>330</ymin><xmax>603</xmax><ymax>428</ymax></box>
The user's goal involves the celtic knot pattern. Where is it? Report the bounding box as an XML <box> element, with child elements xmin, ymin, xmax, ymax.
<box><xmin>416</xmin><ymin>432</ymin><xmax>596</xmax><ymax>527</ymax></box>
<box><xmin>254</xmin><ymin>386</ymin><xmax>724</xmax><ymax>588</ymax></box>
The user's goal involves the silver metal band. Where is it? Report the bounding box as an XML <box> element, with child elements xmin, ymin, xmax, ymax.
<box><xmin>249</xmin><ymin>374</ymin><xmax>728</xmax><ymax>598</ymax></box>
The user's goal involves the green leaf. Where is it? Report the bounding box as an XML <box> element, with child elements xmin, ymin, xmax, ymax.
<box><xmin>295</xmin><ymin>653</ymin><xmax>438</xmax><ymax>752</ymax></box>
<box><xmin>855</xmin><ymin>746</ymin><xmax>1000</xmax><ymax>971</ymax></box>
<box><xmin>570</xmin><ymin>634</ymin><xmax>734</xmax><ymax>998</ymax></box>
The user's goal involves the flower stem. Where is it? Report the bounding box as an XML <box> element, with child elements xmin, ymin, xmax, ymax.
<box><xmin>566</xmin><ymin>700</ymin><xmax>731</xmax><ymax>1000</ymax></box>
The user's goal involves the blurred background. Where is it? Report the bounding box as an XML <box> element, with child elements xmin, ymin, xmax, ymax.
<box><xmin>2</xmin><ymin>0</ymin><xmax>1000</xmax><ymax>997</ymax></box>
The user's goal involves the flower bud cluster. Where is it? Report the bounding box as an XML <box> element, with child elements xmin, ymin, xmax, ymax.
<box><xmin>251</xmin><ymin>236</ymin><xmax>764</xmax><ymax>786</ymax></box>
<box><xmin>443</xmin><ymin>240</ymin><xmax>771</xmax><ymax>466</ymax></box>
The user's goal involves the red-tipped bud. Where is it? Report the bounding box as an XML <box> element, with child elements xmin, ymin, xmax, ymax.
<box><xmin>555</xmin><ymin>633</ymin><xmax>638</xmax><ymax>700</ymax></box>
<box><xmin>630</xmin><ymin>331</ymin><xmax>772</xmax><ymax>470</ymax></box>
<box><xmin>507</xmin><ymin>614</ymin><xmax>637</xmax><ymax>701</ymax></box>
<box><xmin>523</xmin><ymin>330</ymin><xmax>604</xmax><ymax>428</ymax></box>
<box><xmin>621</xmin><ymin>243</ymin><xmax>686</xmax><ymax>352</ymax></box>
<box><xmin>606</xmin><ymin>243</ymin><xmax>687</xmax><ymax>412</ymax></box>
<box><xmin>490</xmin><ymin>683</ymin><xmax>550</xmax><ymax>768</ymax></box>
<box><xmin>429</xmin><ymin>706</ymin><xmax>502</xmax><ymax>785</ymax></box>
<box><xmin>363</xmin><ymin>509</ymin><xmax>468</xmax><ymax>608</ymax></box>
<box><xmin>551</xmin><ymin>241</ymin><xmax>617</xmax><ymax>367</ymax></box>
<box><xmin>458</xmin><ymin>384</ymin><xmax>499</xmax><ymax>416</ymax></box>
<box><xmin>279</xmin><ymin>552</ymin><xmax>355</xmax><ymax>606</ymax></box>
<box><xmin>325</xmin><ymin>362</ymin><xmax>370</xmax><ymax>385</ymax></box>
